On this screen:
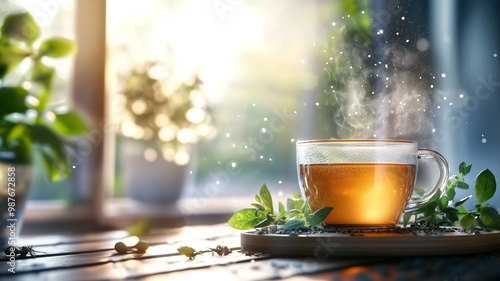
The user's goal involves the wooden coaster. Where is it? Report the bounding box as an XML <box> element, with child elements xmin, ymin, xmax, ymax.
<box><xmin>241</xmin><ymin>229</ymin><xmax>500</xmax><ymax>258</ymax></box>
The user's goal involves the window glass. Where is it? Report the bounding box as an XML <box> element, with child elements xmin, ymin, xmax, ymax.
<box><xmin>106</xmin><ymin>0</ymin><xmax>500</xmax><ymax>209</ymax></box>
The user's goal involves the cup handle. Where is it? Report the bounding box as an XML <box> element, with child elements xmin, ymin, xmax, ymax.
<box><xmin>404</xmin><ymin>149</ymin><xmax>449</xmax><ymax>212</ymax></box>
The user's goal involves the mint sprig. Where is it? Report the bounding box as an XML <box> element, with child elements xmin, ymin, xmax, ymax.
<box><xmin>228</xmin><ymin>184</ymin><xmax>333</xmax><ymax>230</ymax></box>
<box><xmin>405</xmin><ymin>162</ymin><xmax>500</xmax><ymax>230</ymax></box>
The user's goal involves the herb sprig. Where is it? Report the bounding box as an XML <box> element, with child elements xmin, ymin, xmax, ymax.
<box><xmin>404</xmin><ymin>162</ymin><xmax>500</xmax><ymax>230</ymax></box>
<box><xmin>227</xmin><ymin>184</ymin><xmax>333</xmax><ymax>230</ymax></box>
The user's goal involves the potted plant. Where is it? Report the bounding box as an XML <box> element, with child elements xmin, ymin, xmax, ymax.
<box><xmin>118</xmin><ymin>63</ymin><xmax>216</xmax><ymax>203</ymax></box>
<box><xmin>0</xmin><ymin>12</ymin><xmax>89</xmax><ymax>247</ymax></box>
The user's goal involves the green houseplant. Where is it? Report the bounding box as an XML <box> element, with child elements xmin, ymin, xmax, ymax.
<box><xmin>118</xmin><ymin>63</ymin><xmax>216</xmax><ymax>203</ymax></box>
<box><xmin>0</xmin><ymin>12</ymin><xmax>89</xmax><ymax>247</ymax></box>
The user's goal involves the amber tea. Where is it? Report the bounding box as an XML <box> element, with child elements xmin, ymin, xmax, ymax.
<box><xmin>299</xmin><ymin>163</ymin><xmax>416</xmax><ymax>227</ymax></box>
<box><xmin>296</xmin><ymin>140</ymin><xmax>449</xmax><ymax>227</ymax></box>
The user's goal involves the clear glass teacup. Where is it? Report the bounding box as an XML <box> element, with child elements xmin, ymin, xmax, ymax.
<box><xmin>297</xmin><ymin>140</ymin><xmax>449</xmax><ymax>227</ymax></box>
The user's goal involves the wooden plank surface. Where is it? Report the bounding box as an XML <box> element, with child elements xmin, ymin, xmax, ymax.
<box><xmin>2</xmin><ymin>224</ymin><xmax>498</xmax><ymax>280</ymax></box>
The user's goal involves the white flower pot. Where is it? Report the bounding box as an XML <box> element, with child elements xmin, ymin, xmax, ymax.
<box><xmin>120</xmin><ymin>138</ymin><xmax>192</xmax><ymax>204</ymax></box>
<box><xmin>0</xmin><ymin>158</ymin><xmax>33</xmax><ymax>249</ymax></box>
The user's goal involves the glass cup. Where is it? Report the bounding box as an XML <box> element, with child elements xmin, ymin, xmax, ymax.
<box><xmin>296</xmin><ymin>140</ymin><xmax>449</xmax><ymax>227</ymax></box>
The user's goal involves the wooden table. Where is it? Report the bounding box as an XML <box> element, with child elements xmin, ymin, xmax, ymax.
<box><xmin>1</xmin><ymin>223</ymin><xmax>500</xmax><ymax>280</ymax></box>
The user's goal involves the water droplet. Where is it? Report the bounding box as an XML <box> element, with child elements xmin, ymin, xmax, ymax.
<box><xmin>459</xmin><ymin>94</ymin><xmax>464</xmax><ymax>98</ymax></box>
<box><xmin>385</xmin><ymin>64</ymin><xmax>388</xmax><ymax>68</ymax></box>
<box><xmin>226</xmin><ymin>133</ymin><xmax>230</xmax><ymax>137</ymax></box>
<box><xmin>437</xmin><ymin>105</ymin><xmax>441</xmax><ymax>109</ymax></box>
<box><xmin>401</xmin><ymin>16</ymin><xmax>405</xmax><ymax>20</ymax></box>
<box><xmin>291</xmin><ymin>138</ymin><xmax>295</xmax><ymax>142</ymax></box>
<box><xmin>443</xmin><ymin>96</ymin><xmax>447</xmax><ymax>100</ymax></box>
<box><xmin>216</xmin><ymin>181</ymin><xmax>220</xmax><ymax>185</ymax></box>
<box><xmin>396</xmin><ymin>32</ymin><xmax>400</xmax><ymax>35</ymax></box>
<box><xmin>269</xmin><ymin>158</ymin><xmax>272</xmax><ymax>161</ymax></box>
<box><xmin>494</xmin><ymin>53</ymin><xmax>498</xmax><ymax>57</ymax></box>
<box><xmin>278</xmin><ymin>191</ymin><xmax>283</xmax><ymax>196</ymax></box>
<box><xmin>430</xmin><ymin>85</ymin><xmax>434</xmax><ymax>88</ymax></box>
<box><xmin>72</xmin><ymin>166</ymin><xmax>76</xmax><ymax>169</ymax></box>
<box><xmin>362</xmin><ymin>11</ymin><xmax>365</xmax><ymax>14</ymax></box>
<box><xmin>332</xmin><ymin>22</ymin><xmax>336</xmax><ymax>26</ymax></box>
<box><xmin>373</xmin><ymin>134</ymin><xmax>377</xmax><ymax>138</ymax></box>
<box><xmin>262</xmin><ymin>128</ymin><xmax>267</xmax><ymax>133</ymax></box>
<box><xmin>263</xmin><ymin>117</ymin><xmax>268</xmax><ymax>121</ymax></box>
<box><xmin>300</xmin><ymin>59</ymin><xmax>305</xmax><ymax>64</ymax></box>
<box><xmin>329</xmin><ymin>57</ymin><xmax>333</xmax><ymax>60</ymax></box>
<box><xmin>315</xmin><ymin>102</ymin><xmax>319</xmax><ymax>106</ymax></box>
<box><xmin>482</xmin><ymin>138</ymin><xmax>487</xmax><ymax>143</ymax></box>
<box><xmin>260</xmin><ymin>155</ymin><xmax>264</xmax><ymax>159</ymax></box>
<box><xmin>441</xmin><ymin>73</ymin><xmax>446</xmax><ymax>78</ymax></box>
<box><xmin>378</xmin><ymin>29</ymin><xmax>384</xmax><ymax>34</ymax></box>
<box><xmin>406</xmin><ymin>39</ymin><xmax>410</xmax><ymax>43</ymax></box>
<box><xmin>368</xmin><ymin>54</ymin><xmax>371</xmax><ymax>58</ymax></box>
<box><xmin>231</xmin><ymin>162</ymin><xmax>237</xmax><ymax>168</ymax></box>
<box><xmin>449</xmin><ymin>102</ymin><xmax>453</xmax><ymax>106</ymax></box>
<box><xmin>252</xmin><ymin>103</ymin><xmax>256</xmax><ymax>107</ymax></box>
<box><xmin>432</xmin><ymin>128</ymin><xmax>436</xmax><ymax>133</ymax></box>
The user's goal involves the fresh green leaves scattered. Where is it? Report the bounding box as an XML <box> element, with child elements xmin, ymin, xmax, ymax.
<box><xmin>405</xmin><ymin>162</ymin><xmax>500</xmax><ymax>230</ymax></box>
<box><xmin>0</xmin><ymin>12</ymin><xmax>88</xmax><ymax>181</ymax></box>
<box><xmin>228</xmin><ymin>184</ymin><xmax>333</xmax><ymax>231</ymax></box>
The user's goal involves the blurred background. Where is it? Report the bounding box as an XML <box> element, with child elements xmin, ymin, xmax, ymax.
<box><xmin>1</xmin><ymin>0</ymin><xmax>499</xmax><ymax>232</ymax></box>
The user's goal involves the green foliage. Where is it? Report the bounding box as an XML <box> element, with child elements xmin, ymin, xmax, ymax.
<box><xmin>227</xmin><ymin>183</ymin><xmax>333</xmax><ymax>230</ymax></box>
<box><xmin>0</xmin><ymin>12</ymin><xmax>89</xmax><ymax>181</ymax></box>
<box><xmin>405</xmin><ymin>162</ymin><xmax>500</xmax><ymax>230</ymax></box>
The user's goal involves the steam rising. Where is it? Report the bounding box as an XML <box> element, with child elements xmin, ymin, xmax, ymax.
<box><xmin>322</xmin><ymin>13</ymin><xmax>433</xmax><ymax>146</ymax></box>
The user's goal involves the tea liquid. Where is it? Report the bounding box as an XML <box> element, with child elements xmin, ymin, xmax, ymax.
<box><xmin>299</xmin><ymin>163</ymin><xmax>416</xmax><ymax>227</ymax></box>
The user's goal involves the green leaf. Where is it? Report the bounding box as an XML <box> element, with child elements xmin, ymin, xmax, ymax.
<box><xmin>39</xmin><ymin>148</ymin><xmax>68</xmax><ymax>181</ymax></box>
<box><xmin>38</xmin><ymin>37</ymin><xmax>77</xmax><ymax>58</ymax></box>
<box><xmin>278</xmin><ymin>201</ymin><xmax>286</xmax><ymax>216</ymax></box>
<box><xmin>0</xmin><ymin>87</ymin><xmax>30</xmax><ymax>117</ymax></box>
<box><xmin>457</xmin><ymin>204</ymin><xmax>468</xmax><ymax>215</ymax></box>
<box><xmin>414</xmin><ymin>186</ymin><xmax>426</xmax><ymax>196</ymax></box>
<box><xmin>259</xmin><ymin>183</ymin><xmax>273</xmax><ymax>213</ymax></box>
<box><xmin>6</xmin><ymin>124</ymin><xmax>28</xmax><ymax>143</ymax></box>
<box><xmin>292</xmin><ymin>192</ymin><xmax>302</xmax><ymax>199</ymax></box>
<box><xmin>254</xmin><ymin>216</ymin><xmax>274</xmax><ymax>228</ymax></box>
<box><xmin>465</xmin><ymin>163</ymin><xmax>472</xmax><ymax>175</ymax></box>
<box><xmin>52</xmin><ymin>110</ymin><xmax>90</xmax><ymax>136</ymax></box>
<box><xmin>442</xmin><ymin>207</ymin><xmax>459</xmax><ymax>214</ymax></box>
<box><xmin>459</xmin><ymin>162</ymin><xmax>467</xmax><ymax>175</ymax></box>
<box><xmin>454</xmin><ymin>195</ymin><xmax>472</xmax><ymax>207</ymax></box>
<box><xmin>475</xmin><ymin>169</ymin><xmax>496</xmax><ymax>204</ymax></box>
<box><xmin>31</xmin><ymin>60</ymin><xmax>55</xmax><ymax>90</ymax></box>
<box><xmin>479</xmin><ymin>206</ymin><xmax>499</xmax><ymax>226</ymax></box>
<box><xmin>438</xmin><ymin>196</ymin><xmax>448</xmax><ymax>210</ymax></box>
<box><xmin>287</xmin><ymin>197</ymin><xmax>304</xmax><ymax>212</ymax></box>
<box><xmin>255</xmin><ymin>195</ymin><xmax>262</xmax><ymax>204</ymax></box>
<box><xmin>227</xmin><ymin>208</ymin><xmax>266</xmax><ymax>230</ymax></box>
<box><xmin>446</xmin><ymin>187</ymin><xmax>456</xmax><ymax>200</ymax></box>
<box><xmin>455</xmin><ymin>181</ymin><xmax>469</xmax><ymax>190</ymax></box>
<box><xmin>446</xmin><ymin>212</ymin><xmax>459</xmax><ymax>223</ymax></box>
<box><xmin>1</xmin><ymin>12</ymin><xmax>40</xmax><ymax>44</ymax></box>
<box><xmin>29</xmin><ymin>124</ymin><xmax>70</xmax><ymax>181</ymax></box>
<box><xmin>306</xmin><ymin>207</ymin><xmax>333</xmax><ymax>226</ymax></box>
<box><xmin>288</xmin><ymin>209</ymin><xmax>301</xmax><ymax>214</ymax></box>
<box><xmin>0</xmin><ymin>41</ymin><xmax>30</xmax><ymax>78</ymax></box>
<box><xmin>460</xmin><ymin>214</ymin><xmax>477</xmax><ymax>230</ymax></box>
<box><xmin>424</xmin><ymin>200</ymin><xmax>438</xmax><ymax>217</ymax></box>
<box><xmin>278</xmin><ymin>218</ymin><xmax>305</xmax><ymax>230</ymax></box>
<box><xmin>251</xmin><ymin>203</ymin><xmax>265</xmax><ymax>211</ymax></box>
<box><xmin>403</xmin><ymin>212</ymin><xmax>412</xmax><ymax>227</ymax></box>
<box><xmin>177</xmin><ymin>246</ymin><xmax>197</xmax><ymax>259</ymax></box>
